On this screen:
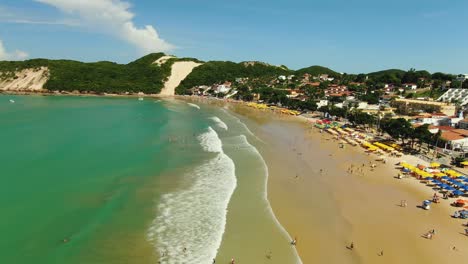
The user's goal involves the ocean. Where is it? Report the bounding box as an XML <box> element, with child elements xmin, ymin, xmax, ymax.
<box><xmin>0</xmin><ymin>95</ymin><xmax>300</xmax><ymax>264</ymax></box>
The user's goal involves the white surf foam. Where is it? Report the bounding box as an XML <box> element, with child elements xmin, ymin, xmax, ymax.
<box><xmin>209</xmin><ymin>116</ymin><xmax>228</xmax><ymax>131</ymax></box>
<box><xmin>147</xmin><ymin>127</ymin><xmax>237</xmax><ymax>264</ymax></box>
<box><xmin>220</xmin><ymin>108</ymin><xmax>265</xmax><ymax>144</ymax></box>
<box><xmin>236</xmin><ymin>135</ymin><xmax>303</xmax><ymax>264</ymax></box>
<box><xmin>187</xmin><ymin>103</ymin><xmax>200</xmax><ymax>109</ymax></box>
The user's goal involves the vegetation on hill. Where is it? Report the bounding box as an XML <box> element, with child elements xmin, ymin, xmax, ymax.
<box><xmin>295</xmin><ymin>65</ymin><xmax>340</xmax><ymax>78</ymax></box>
<box><xmin>0</xmin><ymin>53</ymin><xmax>173</xmax><ymax>94</ymax></box>
<box><xmin>176</xmin><ymin>61</ymin><xmax>291</xmax><ymax>94</ymax></box>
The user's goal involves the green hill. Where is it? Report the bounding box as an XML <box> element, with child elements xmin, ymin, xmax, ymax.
<box><xmin>0</xmin><ymin>53</ymin><xmax>172</xmax><ymax>94</ymax></box>
<box><xmin>295</xmin><ymin>65</ymin><xmax>340</xmax><ymax>78</ymax></box>
<box><xmin>176</xmin><ymin>61</ymin><xmax>291</xmax><ymax>94</ymax></box>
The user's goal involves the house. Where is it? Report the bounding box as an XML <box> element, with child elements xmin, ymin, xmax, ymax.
<box><xmin>316</xmin><ymin>100</ymin><xmax>328</xmax><ymax>108</ymax></box>
<box><xmin>456</xmin><ymin>74</ymin><xmax>468</xmax><ymax>82</ymax></box>
<box><xmin>403</xmin><ymin>83</ymin><xmax>418</xmax><ymax>90</ymax></box>
<box><xmin>317</xmin><ymin>74</ymin><xmax>335</xmax><ymax>82</ymax></box>
<box><xmin>214</xmin><ymin>84</ymin><xmax>231</xmax><ymax>94</ymax></box>
<box><xmin>459</xmin><ymin>119</ymin><xmax>468</xmax><ymax>129</ymax></box>
<box><xmin>325</xmin><ymin>85</ymin><xmax>349</xmax><ymax>96</ymax></box>
<box><xmin>278</xmin><ymin>75</ymin><xmax>287</xmax><ymax>81</ymax></box>
<box><xmin>440</xmin><ymin>130</ymin><xmax>468</xmax><ymax>150</ymax></box>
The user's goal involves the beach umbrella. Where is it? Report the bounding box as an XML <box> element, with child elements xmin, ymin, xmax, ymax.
<box><xmin>453</xmin><ymin>181</ymin><xmax>465</xmax><ymax>187</ymax></box>
<box><xmin>439</xmin><ymin>183</ymin><xmax>450</xmax><ymax>189</ymax></box>
<box><xmin>430</xmin><ymin>162</ymin><xmax>441</xmax><ymax>168</ymax></box>
<box><xmin>433</xmin><ymin>172</ymin><xmax>446</xmax><ymax>177</ymax></box>
<box><xmin>441</xmin><ymin>176</ymin><xmax>450</xmax><ymax>180</ymax></box>
<box><xmin>446</xmin><ymin>186</ymin><xmax>457</xmax><ymax>191</ymax></box>
<box><xmin>453</xmin><ymin>190</ymin><xmax>465</xmax><ymax>196</ymax></box>
<box><xmin>462</xmin><ymin>185</ymin><xmax>468</xmax><ymax>191</ymax></box>
<box><xmin>431</xmin><ymin>179</ymin><xmax>441</xmax><ymax>184</ymax></box>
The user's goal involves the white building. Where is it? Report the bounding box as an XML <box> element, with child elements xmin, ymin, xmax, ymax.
<box><xmin>456</xmin><ymin>74</ymin><xmax>468</xmax><ymax>82</ymax></box>
<box><xmin>214</xmin><ymin>84</ymin><xmax>231</xmax><ymax>94</ymax></box>
<box><xmin>403</xmin><ymin>83</ymin><xmax>418</xmax><ymax>90</ymax></box>
<box><xmin>438</xmin><ymin>88</ymin><xmax>468</xmax><ymax>106</ymax></box>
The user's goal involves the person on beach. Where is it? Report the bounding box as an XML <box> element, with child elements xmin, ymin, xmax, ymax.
<box><xmin>230</xmin><ymin>258</ymin><xmax>235</xmax><ymax>264</ymax></box>
<box><xmin>400</xmin><ymin>200</ymin><xmax>407</xmax><ymax>207</ymax></box>
<box><xmin>349</xmin><ymin>242</ymin><xmax>354</xmax><ymax>250</ymax></box>
<box><xmin>379</xmin><ymin>250</ymin><xmax>384</xmax><ymax>256</ymax></box>
<box><xmin>212</xmin><ymin>258</ymin><xmax>215</xmax><ymax>263</ymax></box>
<box><xmin>291</xmin><ymin>237</ymin><xmax>297</xmax><ymax>245</ymax></box>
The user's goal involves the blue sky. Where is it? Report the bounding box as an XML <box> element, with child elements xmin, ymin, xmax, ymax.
<box><xmin>0</xmin><ymin>0</ymin><xmax>467</xmax><ymax>73</ymax></box>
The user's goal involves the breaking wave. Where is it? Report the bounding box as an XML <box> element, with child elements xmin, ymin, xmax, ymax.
<box><xmin>209</xmin><ymin>116</ymin><xmax>228</xmax><ymax>131</ymax></box>
<box><xmin>147</xmin><ymin>127</ymin><xmax>236</xmax><ymax>264</ymax></box>
<box><xmin>187</xmin><ymin>103</ymin><xmax>200</xmax><ymax>109</ymax></box>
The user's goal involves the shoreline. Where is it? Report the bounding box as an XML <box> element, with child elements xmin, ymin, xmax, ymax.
<box><xmin>6</xmin><ymin>93</ymin><xmax>467</xmax><ymax>263</ymax></box>
<box><xmin>217</xmin><ymin>100</ymin><xmax>468</xmax><ymax>264</ymax></box>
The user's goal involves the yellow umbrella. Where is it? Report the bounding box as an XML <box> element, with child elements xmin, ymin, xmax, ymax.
<box><xmin>433</xmin><ymin>172</ymin><xmax>446</xmax><ymax>177</ymax></box>
<box><xmin>446</xmin><ymin>170</ymin><xmax>463</xmax><ymax>177</ymax></box>
<box><xmin>430</xmin><ymin>162</ymin><xmax>440</xmax><ymax>168</ymax></box>
<box><xmin>461</xmin><ymin>161</ymin><xmax>468</xmax><ymax>166</ymax></box>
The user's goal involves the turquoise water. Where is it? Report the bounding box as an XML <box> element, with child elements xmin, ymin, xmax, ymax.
<box><xmin>0</xmin><ymin>95</ymin><xmax>300</xmax><ymax>264</ymax></box>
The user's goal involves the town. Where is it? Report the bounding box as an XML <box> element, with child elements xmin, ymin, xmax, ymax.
<box><xmin>187</xmin><ymin>69</ymin><xmax>468</xmax><ymax>163</ymax></box>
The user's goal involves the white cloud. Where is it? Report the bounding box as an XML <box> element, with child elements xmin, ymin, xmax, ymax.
<box><xmin>0</xmin><ymin>39</ymin><xmax>29</xmax><ymax>60</ymax></box>
<box><xmin>35</xmin><ymin>0</ymin><xmax>174</xmax><ymax>53</ymax></box>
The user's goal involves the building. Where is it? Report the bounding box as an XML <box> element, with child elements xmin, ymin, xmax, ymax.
<box><xmin>392</xmin><ymin>98</ymin><xmax>456</xmax><ymax>116</ymax></box>
<box><xmin>456</xmin><ymin>74</ymin><xmax>468</xmax><ymax>82</ymax></box>
<box><xmin>438</xmin><ymin>88</ymin><xmax>468</xmax><ymax>106</ymax></box>
<box><xmin>440</xmin><ymin>129</ymin><xmax>468</xmax><ymax>150</ymax></box>
<box><xmin>459</xmin><ymin>119</ymin><xmax>468</xmax><ymax>129</ymax></box>
<box><xmin>403</xmin><ymin>83</ymin><xmax>418</xmax><ymax>90</ymax></box>
<box><xmin>325</xmin><ymin>85</ymin><xmax>349</xmax><ymax>96</ymax></box>
<box><xmin>214</xmin><ymin>84</ymin><xmax>231</xmax><ymax>94</ymax></box>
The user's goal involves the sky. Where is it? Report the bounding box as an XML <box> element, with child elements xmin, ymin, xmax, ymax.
<box><xmin>0</xmin><ymin>0</ymin><xmax>467</xmax><ymax>74</ymax></box>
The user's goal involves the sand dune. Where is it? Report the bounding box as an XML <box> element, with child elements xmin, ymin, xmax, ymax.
<box><xmin>159</xmin><ymin>61</ymin><xmax>202</xmax><ymax>96</ymax></box>
<box><xmin>0</xmin><ymin>67</ymin><xmax>49</xmax><ymax>91</ymax></box>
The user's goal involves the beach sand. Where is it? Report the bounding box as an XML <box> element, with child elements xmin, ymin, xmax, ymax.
<box><xmin>226</xmin><ymin>104</ymin><xmax>468</xmax><ymax>264</ymax></box>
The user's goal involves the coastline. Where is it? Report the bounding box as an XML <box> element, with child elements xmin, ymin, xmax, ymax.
<box><xmin>5</xmin><ymin>93</ymin><xmax>467</xmax><ymax>263</ymax></box>
<box><xmin>222</xmin><ymin>103</ymin><xmax>468</xmax><ymax>264</ymax></box>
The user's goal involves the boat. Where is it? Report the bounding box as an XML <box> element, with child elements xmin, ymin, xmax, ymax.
<box><xmin>138</xmin><ymin>97</ymin><xmax>144</xmax><ymax>101</ymax></box>
<box><xmin>9</xmin><ymin>99</ymin><xmax>15</xmax><ymax>103</ymax></box>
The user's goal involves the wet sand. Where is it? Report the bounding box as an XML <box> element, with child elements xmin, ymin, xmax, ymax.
<box><xmin>229</xmin><ymin>105</ymin><xmax>468</xmax><ymax>264</ymax></box>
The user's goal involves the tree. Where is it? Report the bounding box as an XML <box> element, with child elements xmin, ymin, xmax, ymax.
<box><xmin>451</xmin><ymin>80</ymin><xmax>462</xmax><ymax>88</ymax></box>
<box><xmin>380</xmin><ymin>118</ymin><xmax>414</xmax><ymax>145</ymax></box>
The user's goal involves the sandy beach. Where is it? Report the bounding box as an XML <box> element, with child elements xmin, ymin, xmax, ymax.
<box><xmin>219</xmin><ymin>102</ymin><xmax>468</xmax><ymax>264</ymax></box>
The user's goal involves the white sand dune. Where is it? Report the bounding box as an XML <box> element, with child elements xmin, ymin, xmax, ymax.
<box><xmin>159</xmin><ymin>61</ymin><xmax>202</xmax><ymax>96</ymax></box>
<box><xmin>153</xmin><ymin>55</ymin><xmax>176</xmax><ymax>66</ymax></box>
<box><xmin>0</xmin><ymin>67</ymin><xmax>49</xmax><ymax>91</ymax></box>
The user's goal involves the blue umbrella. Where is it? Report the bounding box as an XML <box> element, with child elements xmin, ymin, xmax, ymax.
<box><xmin>439</xmin><ymin>183</ymin><xmax>450</xmax><ymax>189</ymax></box>
<box><xmin>446</xmin><ymin>186</ymin><xmax>457</xmax><ymax>191</ymax></box>
<box><xmin>453</xmin><ymin>190</ymin><xmax>465</xmax><ymax>196</ymax></box>
<box><xmin>453</xmin><ymin>181</ymin><xmax>464</xmax><ymax>187</ymax></box>
<box><xmin>462</xmin><ymin>185</ymin><xmax>468</xmax><ymax>191</ymax></box>
<box><xmin>441</xmin><ymin>176</ymin><xmax>450</xmax><ymax>180</ymax></box>
<box><xmin>448</xmin><ymin>178</ymin><xmax>458</xmax><ymax>183</ymax></box>
<box><xmin>402</xmin><ymin>168</ymin><xmax>411</xmax><ymax>173</ymax></box>
<box><xmin>431</xmin><ymin>179</ymin><xmax>441</xmax><ymax>184</ymax></box>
